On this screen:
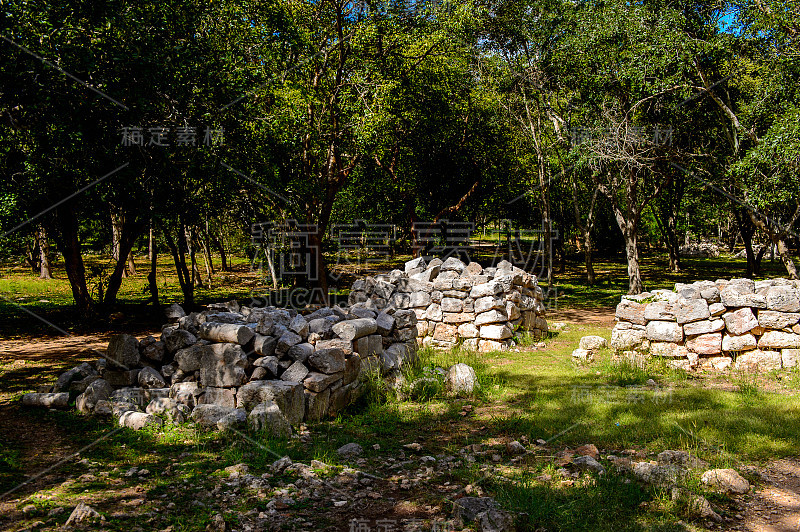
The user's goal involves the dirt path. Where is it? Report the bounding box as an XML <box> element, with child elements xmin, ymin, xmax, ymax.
<box><xmin>548</xmin><ymin>306</ymin><xmax>616</xmax><ymax>327</ymax></box>
<box><xmin>735</xmin><ymin>458</ymin><xmax>800</xmax><ymax>531</ymax></box>
<box><xmin>0</xmin><ymin>330</ymin><xmax>158</xmax><ymax>362</ymax></box>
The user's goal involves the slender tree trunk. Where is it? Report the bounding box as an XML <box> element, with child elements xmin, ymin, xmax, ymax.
<box><xmin>127</xmin><ymin>252</ymin><xmax>136</xmax><ymax>276</ymax></box>
<box><xmin>213</xmin><ymin>230</ymin><xmax>229</xmax><ymax>271</ymax></box>
<box><xmin>200</xmin><ymin>226</ymin><xmax>214</xmax><ymax>285</ymax></box>
<box><xmin>749</xmin><ymin>209</ymin><xmax>799</xmax><ymax>279</ymax></box>
<box><xmin>104</xmin><ymin>223</ymin><xmax>141</xmax><ymax>306</ymax></box>
<box><xmin>53</xmin><ymin>207</ymin><xmax>93</xmax><ymax>315</ymax></box>
<box><xmin>147</xmin><ymin>222</ymin><xmax>159</xmax><ymax>307</ymax></box>
<box><xmin>584</xmin><ymin>231</ymin><xmax>596</xmax><ymax>285</ymax></box>
<box><xmin>37</xmin><ymin>225</ymin><xmax>53</xmax><ymax>279</ymax></box>
<box><xmin>25</xmin><ymin>239</ymin><xmax>39</xmax><ymax>273</ymax></box>
<box><xmin>265</xmin><ymin>244</ymin><xmax>278</xmax><ymax>290</ymax></box>
<box><xmin>110</xmin><ymin>207</ymin><xmax>128</xmax><ymax>278</ymax></box>
<box><xmin>164</xmin><ymin>220</ymin><xmax>194</xmax><ymax>307</ymax></box>
<box><xmin>623</xmin><ymin>226</ymin><xmax>643</xmax><ymax>294</ymax></box>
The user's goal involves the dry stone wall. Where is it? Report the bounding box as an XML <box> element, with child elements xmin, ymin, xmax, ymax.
<box><xmin>612</xmin><ymin>278</ymin><xmax>800</xmax><ymax>372</ymax></box>
<box><xmin>349</xmin><ymin>257</ymin><xmax>548</xmax><ymax>352</ymax></box>
<box><xmin>24</xmin><ymin>301</ymin><xmax>418</xmax><ymax>433</ymax></box>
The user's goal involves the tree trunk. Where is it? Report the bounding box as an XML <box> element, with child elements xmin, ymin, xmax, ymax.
<box><xmin>127</xmin><ymin>252</ymin><xmax>136</xmax><ymax>276</ymax></box>
<box><xmin>148</xmin><ymin>228</ymin><xmax>159</xmax><ymax>307</ymax></box>
<box><xmin>623</xmin><ymin>226</ymin><xmax>643</xmax><ymax>294</ymax></box>
<box><xmin>164</xmin><ymin>220</ymin><xmax>194</xmax><ymax>307</ymax></box>
<box><xmin>749</xmin><ymin>209</ymin><xmax>799</xmax><ymax>280</ymax></box>
<box><xmin>584</xmin><ymin>231</ymin><xmax>595</xmax><ymax>285</ymax></box>
<box><xmin>53</xmin><ymin>207</ymin><xmax>93</xmax><ymax>315</ymax></box>
<box><xmin>213</xmin><ymin>231</ymin><xmax>229</xmax><ymax>271</ymax></box>
<box><xmin>265</xmin><ymin>244</ymin><xmax>278</xmax><ymax>290</ymax></box>
<box><xmin>104</xmin><ymin>222</ymin><xmax>142</xmax><ymax>306</ymax></box>
<box><xmin>734</xmin><ymin>208</ymin><xmax>758</xmax><ymax>277</ymax></box>
<box><xmin>110</xmin><ymin>207</ymin><xmax>128</xmax><ymax>278</ymax></box>
<box><xmin>200</xmin><ymin>225</ymin><xmax>214</xmax><ymax>286</ymax></box>
<box><xmin>37</xmin><ymin>225</ymin><xmax>53</xmax><ymax>279</ymax></box>
<box><xmin>187</xmin><ymin>226</ymin><xmax>203</xmax><ymax>288</ymax></box>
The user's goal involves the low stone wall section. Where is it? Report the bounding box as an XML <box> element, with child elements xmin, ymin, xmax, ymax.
<box><xmin>349</xmin><ymin>257</ymin><xmax>548</xmax><ymax>351</ymax></box>
<box><xmin>611</xmin><ymin>278</ymin><xmax>800</xmax><ymax>372</ymax></box>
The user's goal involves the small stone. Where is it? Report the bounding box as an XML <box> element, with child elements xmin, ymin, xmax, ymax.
<box><xmin>701</xmin><ymin>468</ymin><xmax>750</xmax><ymax>494</ymax></box>
<box><xmin>337</xmin><ymin>442</ymin><xmax>363</xmax><ymax>458</ymax></box>
<box><xmin>573</xmin><ymin>455</ymin><xmax>605</xmax><ymax>474</ymax></box>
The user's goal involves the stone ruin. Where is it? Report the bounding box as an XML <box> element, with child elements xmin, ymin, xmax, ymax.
<box><xmin>23</xmin><ymin>301</ymin><xmax>419</xmax><ymax>434</ymax></box>
<box><xmin>349</xmin><ymin>257</ymin><xmax>548</xmax><ymax>352</ymax></box>
<box><xmin>610</xmin><ymin>277</ymin><xmax>800</xmax><ymax>372</ymax></box>
<box><xmin>22</xmin><ymin>257</ymin><xmax>548</xmax><ymax>432</ymax></box>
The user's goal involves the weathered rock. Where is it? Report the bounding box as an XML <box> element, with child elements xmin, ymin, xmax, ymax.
<box><xmin>734</xmin><ymin>350</ymin><xmax>782</xmax><ymax>372</ymax></box>
<box><xmin>474</xmin><ymin>309</ymin><xmax>508</xmax><ymax>326</ymax></box>
<box><xmin>289</xmin><ymin>314</ymin><xmax>309</xmax><ymax>337</ymax></box>
<box><xmin>174</xmin><ymin>344</ymin><xmax>205</xmax><ymax>372</ymax></box>
<box><xmin>766</xmin><ymin>286</ymin><xmax>800</xmax><ymax>312</ymax></box>
<box><xmin>287</xmin><ymin>342</ymin><xmax>314</xmax><ymax>363</ymax></box>
<box><xmin>470</xmin><ymin>281</ymin><xmax>503</xmax><ymax>299</ymax></box>
<box><xmin>447</xmin><ymin>363</ymin><xmax>477</xmax><ymax>394</ymax></box>
<box><xmin>199</xmin><ymin>343</ymin><xmax>248</xmax><ymax>387</ymax></box>
<box><xmin>579</xmin><ymin>336</ymin><xmax>608</xmax><ymax>351</ymax></box>
<box><xmin>573</xmin><ymin>455</ymin><xmax>605</xmax><ymax>474</ymax></box>
<box><xmin>106</xmin><ymin>334</ymin><xmax>141</xmax><ymax>368</ymax></box>
<box><xmin>65</xmin><ymin>502</ymin><xmax>103</xmax><ymax>527</ymax></box>
<box><xmin>646</xmin><ymin>321</ymin><xmax>683</xmax><ymax>342</ymax></box>
<box><xmin>632</xmin><ymin>461</ymin><xmax>682</xmax><ymax>486</ymax></box>
<box><xmin>686</xmin><ymin>332</ymin><xmax>722</xmax><ymax>355</ymax></box>
<box><xmin>22</xmin><ymin>392</ymin><xmax>70</xmax><ymax>409</ymax></box>
<box><xmin>782</xmin><ymin>349</ymin><xmax>800</xmax><ymax>368</ymax></box>
<box><xmin>453</xmin><ymin>497</ymin><xmax>500</xmax><ymax>527</ymax></box>
<box><xmin>723</xmin><ymin>308</ymin><xmax>759</xmax><ymax>335</ymax></box>
<box><xmin>236</xmin><ymin>380</ymin><xmax>304</xmax><ymax>425</ymax></box>
<box><xmin>138</xmin><ymin>367</ymin><xmax>166</xmax><ymax>389</ymax></box>
<box><xmin>75</xmin><ymin>379</ymin><xmax>113</xmax><ymax>414</ymax></box>
<box><xmin>54</xmin><ymin>363</ymin><xmax>97</xmax><ymax>392</ymax></box>
<box><xmin>118</xmin><ymin>411</ymin><xmax>163</xmax><ymax>431</ymax></box>
<box><xmin>683</xmin><ymin>319</ymin><xmax>725</xmax><ymax>336</ymax></box>
<box><xmin>281</xmin><ymin>361</ymin><xmax>310</xmax><ymax>382</ymax></box>
<box><xmin>675</xmin><ymin>299</ymin><xmax>710</xmax><ymax>324</ymax></box>
<box><xmin>701</xmin><ymin>468</ymin><xmax>750</xmax><ymax>494</ymax></box>
<box><xmin>571</xmin><ymin>348</ymin><xmax>594</xmax><ymax>363</ymax></box>
<box><xmin>722</xmin><ymin>333</ymin><xmax>757</xmax><ymax>352</ymax></box>
<box><xmin>337</xmin><ymin>442</ymin><xmax>363</xmax><ymax>458</ymax></box>
<box><xmin>198</xmin><ymin>322</ymin><xmax>254</xmax><ymax>345</ymax></box>
<box><xmin>253</xmin><ymin>334</ymin><xmax>277</xmax><ymax>357</ymax></box>
<box><xmin>758</xmin><ymin>330</ymin><xmax>800</xmax><ymax>349</ymax></box>
<box><xmin>616</xmin><ymin>299</ymin><xmax>647</xmax><ymax>325</ymax></box>
<box><xmin>758</xmin><ymin>310</ymin><xmax>800</xmax><ymax>329</ymax></box>
<box><xmin>248</xmin><ymin>401</ymin><xmax>291</xmax><ymax>436</ymax></box>
<box><xmin>479</xmin><ymin>324</ymin><xmax>512</xmax><ymax>340</ymax></box>
<box><xmin>191</xmin><ymin>404</ymin><xmax>238</xmax><ymax>429</ymax></box>
<box><xmin>142</xmin><ymin>340</ymin><xmax>166</xmax><ymax>362</ymax></box>
<box><xmin>198</xmin><ymin>387</ymin><xmax>236</xmax><ymax>407</ymax></box>
<box><xmin>610</xmin><ymin>324</ymin><xmax>647</xmax><ymax>350</ymax></box>
<box><xmin>163</xmin><ymin>328</ymin><xmax>198</xmax><ymax>354</ymax></box>
<box><xmin>216</xmin><ymin>408</ymin><xmax>247</xmax><ymax>431</ymax></box>
<box><xmin>307</xmin><ymin>346</ymin><xmax>346</xmax><ymax>374</ymax></box>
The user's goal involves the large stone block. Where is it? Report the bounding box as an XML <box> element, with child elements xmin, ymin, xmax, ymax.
<box><xmin>757</xmin><ymin>310</ymin><xmax>800</xmax><ymax>330</ymax></box>
<box><xmin>198</xmin><ymin>387</ymin><xmax>236</xmax><ymax>408</ymax></box>
<box><xmin>106</xmin><ymin>334</ymin><xmax>141</xmax><ymax>368</ymax></box>
<box><xmin>734</xmin><ymin>350</ymin><xmax>782</xmax><ymax>372</ymax></box>
<box><xmin>686</xmin><ymin>332</ymin><xmax>722</xmax><ymax>355</ymax></box>
<box><xmin>683</xmin><ymin>319</ymin><xmax>724</xmax><ymax>336</ymax></box>
<box><xmin>469</xmin><ymin>281</ymin><xmax>502</xmax><ymax>299</ymax></box>
<box><xmin>645</xmin><ymin>321</ymin><xmax>683</xmax><ymax>342</ymax></box>
<box><xmin>616</xmin><ymin>299</ymin><xmax>646</xmax><ymax>325</ymax></box>
<box><xmin>248</xmin><ymin>400</ymin><xmax>292</xmax><ymax>436</ymax></box>
<box><xmin>722</xmin><ymin>333</ymin><xmax>757</xmax><ymax>352</ymax></box>
<box><xmin>308</xmin><ymin>346</ymin><xmax>346</xmax><ymax>374</ymax></box>
<box><xmin>643</xmin><ymin>301</ymin><xmax>676</xmax><ymax>322</ymax></box>
<box><xmin>281</xmin><ymin>361</ymin><xmax>310</xmax><ymax>382</ymax></box>
<box><xmin>758</xmin><ymin>331</ymin><xmax>800</xmax><ymax>349</ymax></box>
<box><xmin>304</xmin><ymin>389</ymin><xmax>331</xmax><ymax>422</ymax></box>
<box><xmin>474</xmin><ymin>309</ymin><xmax>508</xmax><ymax>326</ymax></box>
<box><xmin>199</xmin><ymin>343</ymin><xmax>248</xmax><ymax>387</ymax></box>
<box><xmin>675</xmin><ymin>299</ymin><xmax>710</xmax><ymax>324</ymax></box>
<box><xmin>458</xmin><ymin>323</ymin><xmax>480</xmax><ymax>338</ymax></box>
<box><xmin>766</xmin><ymin>286</ymin><xmax>800</xmax><ymax>312</ymax></box>
<box><xmin>443</xmin><ymin>312</ymin><xmax>475</xmax><ymax>324</ymax></box>
<box><xmin>198</xmin><ymin>322</ymin><xmax>253</xmax><ymax>345</ymax></box>
<box><xmin>392</xmin><ymin>309</ymin><xmax>418</xmax><ymax>328</ymax></box>
<box><xmin>441</xmin><ymin>297</ymin><xmax>464</xmax><ymax>313</ymax></box>
<box><xmin>433</xmin><ymin>323</ymin><xmax>458</xmax><ymax>342</ymax></box>
<box><xmin>610</xmin><ymin>324</ymin><xmax>646</xmax><ymax>350</ymax></box>
<box><xmin>782</xmin><ymin>349</ymin><xmax>800</xmax><ymax>368</ymax></box>
<box><xmin>480</xmin><ymin>324</ymin><xmax>512</xmax><ymax>340</ymax></box>
<box><xmin>723</xmin><ymin>308</ymin><xmax>759</xmax><ymax>335</ymax></box>
<box><xmin>175</xmin><ymin>344</ymin><xmax>205</xmax><ymax>372</ymax></box>
<box><xmin>236</xmin><ymin>380</ymin><xmax>304</xmax><ymax>425</ymax></box>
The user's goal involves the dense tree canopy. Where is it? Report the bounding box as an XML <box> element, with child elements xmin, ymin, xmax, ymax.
<box><xmin>1</xmin><ymin>0</ymin><xmax>798</xmax><ymax>310</ymax></box>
